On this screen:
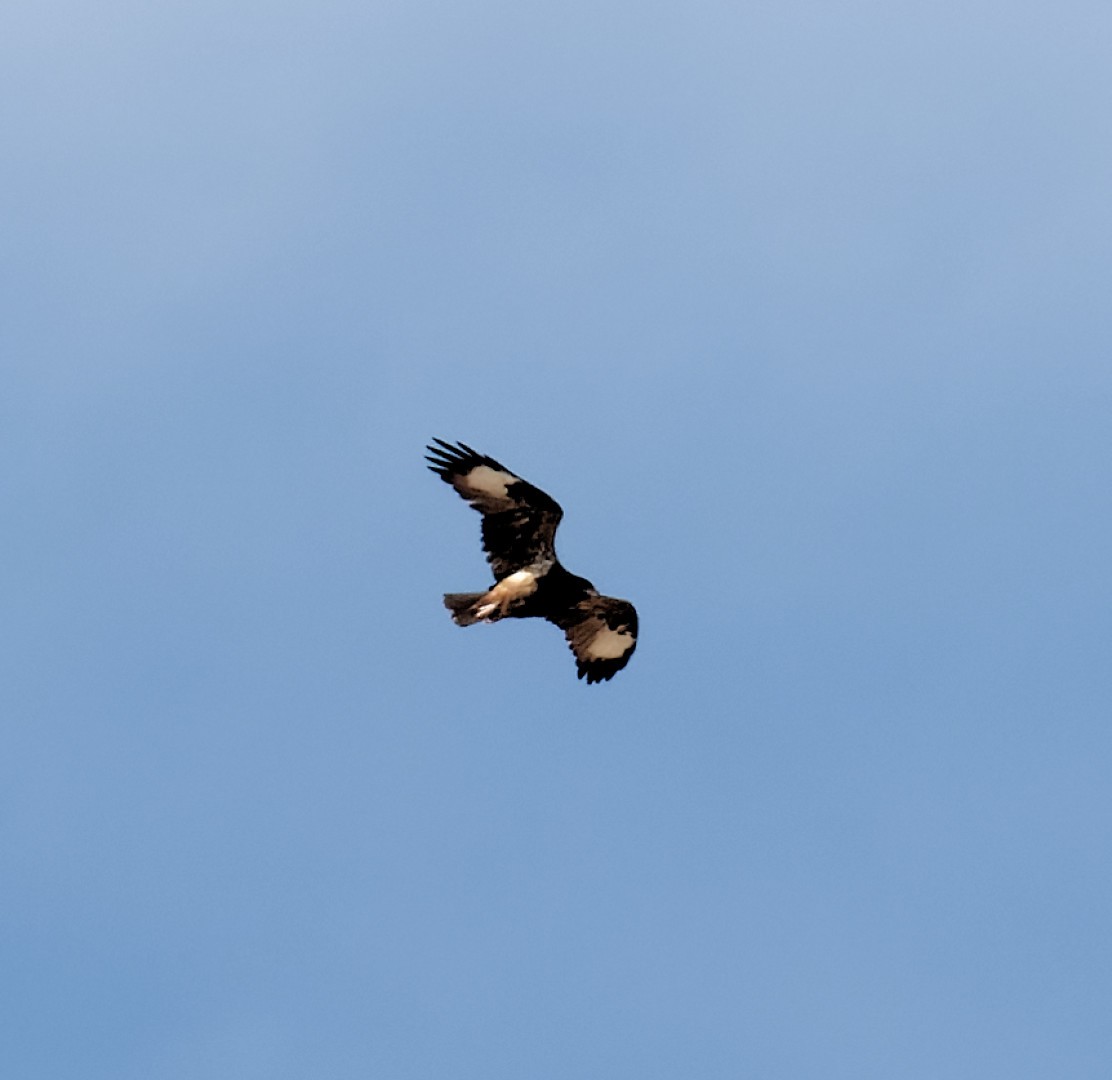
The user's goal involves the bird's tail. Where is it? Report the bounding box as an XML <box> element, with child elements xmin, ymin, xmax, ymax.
<box><xmin>443</xmin><ymin>592</ymin><xmax>488</xmax><ymax>627</ymax></box>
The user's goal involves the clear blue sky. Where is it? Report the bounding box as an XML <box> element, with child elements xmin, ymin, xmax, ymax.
<box><xmin>3</xmin><ymin>2</ymin><xmax>1111</xmax><ymax>1077</ymax></box>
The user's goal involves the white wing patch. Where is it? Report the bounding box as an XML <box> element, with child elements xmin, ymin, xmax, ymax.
<box><xmin>461</xmin><ymin>464</ymin><xmax>516</xmax><ymax>499</ymax></box>
<box><xmin>585</xmin><ymin>626</ymin><xmax>635</xmax><ymax>661</ymax></box>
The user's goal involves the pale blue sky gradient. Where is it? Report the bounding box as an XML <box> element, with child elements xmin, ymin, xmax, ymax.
<box><xmin>3</xmin><ymin>2</ymin><xmax>1111</xmax><ymax>1077</ymax></box>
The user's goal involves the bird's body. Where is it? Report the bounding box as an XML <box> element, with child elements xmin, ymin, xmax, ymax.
<box><xmin>426</xmin><ymin>439</ymin><xmax>638</xmax><ymax>683</ymax></box>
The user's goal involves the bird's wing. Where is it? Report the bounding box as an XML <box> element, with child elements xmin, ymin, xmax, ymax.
<box><xmin>425</xmin><ymin>439</ymin><xmax>564</xmax><ymax>579</ymax></box>
<box><xmin>551</xmin><ymin>596</ymin><xmax>638</xmax><ymax>684</ymax></box>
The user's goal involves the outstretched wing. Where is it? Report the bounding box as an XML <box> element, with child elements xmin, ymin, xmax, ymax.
<box><xmin>553</xmin><ymin>596</ymin><xmax>638</xmax><ymax>684</ymax></box>
<box><xmin>425</xmin><ymin>439</ymin><xmax>563</xmax><ymax>579</ymax></box>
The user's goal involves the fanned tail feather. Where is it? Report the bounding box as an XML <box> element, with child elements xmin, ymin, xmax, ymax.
<box><xmin>443</xmin><ymin>592</ymin><xmax>486</xmax><ymax>627</ymax></box>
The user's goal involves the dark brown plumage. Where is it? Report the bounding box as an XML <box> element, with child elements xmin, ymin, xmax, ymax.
<box><xmin>426</xmin><ymin>439</ymin><xmax>638</xmax><ymax>683</ymax></box>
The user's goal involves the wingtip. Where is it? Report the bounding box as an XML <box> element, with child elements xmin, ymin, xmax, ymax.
<box><xmin>425</xmin><ymin>440</ymin><xmax>463</xmax><ymax>474</ymax></box>
<box><xmin>425</xmin><ymin>439</ymin><xmax>497</xmax><ymax>476</ymax></box>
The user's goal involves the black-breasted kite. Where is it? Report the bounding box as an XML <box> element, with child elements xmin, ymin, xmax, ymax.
<box><xmin>425</xmin><ymin>439</ymin><xmax>638</xmax><ymax>684</ymax></box>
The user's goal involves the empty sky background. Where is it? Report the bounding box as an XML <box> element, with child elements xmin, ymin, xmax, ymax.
<box><xmin>3</xmin><ymin>2</ymin><xmax>1111</xmax><ymax>1077</ymax></box>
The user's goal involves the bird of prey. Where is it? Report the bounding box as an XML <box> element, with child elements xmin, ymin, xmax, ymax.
<box><xmin>425</xmin><ymin>439</ymin><xmax>638</xmax><ymax>683</ymax></box>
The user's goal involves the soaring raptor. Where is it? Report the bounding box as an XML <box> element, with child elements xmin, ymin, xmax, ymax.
<box><xmin>426</xmin><ymin>439</ymin><xmax>638</xmax><ymax>683</ymax></box>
